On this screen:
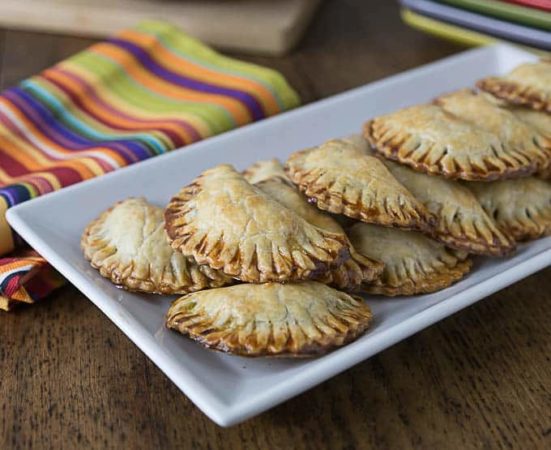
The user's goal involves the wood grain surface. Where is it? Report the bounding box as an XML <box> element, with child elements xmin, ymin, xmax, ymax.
<box><xmin>1</xmin><ymin>1</ymin><xmax>550</xmax><ymax>449</ymax></box>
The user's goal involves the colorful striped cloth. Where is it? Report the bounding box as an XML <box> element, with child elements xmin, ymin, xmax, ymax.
<box><xmin>0</xmin><ymin>250</ymin><xmax>65</xmax><ymax>311</ymax></box>
<box><xmin>0</xmin><ymin>21</ymin><xmax>300</xmax><ymax>311</ymax></box>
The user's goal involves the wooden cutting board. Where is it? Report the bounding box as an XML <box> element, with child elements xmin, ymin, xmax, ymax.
<box><xmin>0</xmin><ymin>0</ymin><xmax>321</xmax><ymax>55</ymax></box>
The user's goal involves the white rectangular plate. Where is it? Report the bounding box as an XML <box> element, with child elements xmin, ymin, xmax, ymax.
<box><xmin>7</xmin><ymin>44</ymin><xmax>551</xmax><ymax>427</ymax></box>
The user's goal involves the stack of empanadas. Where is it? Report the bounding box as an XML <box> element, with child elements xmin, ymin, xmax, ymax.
<box><xmin>82</xmin><ymin>166</ymin><xmax>377</xmax><ymax>357</ymax></box>
<box><xmin>81</xmin><ymin>59</ymin><xmax>551</xmax><ymax>358</ymax></box>
<box><xmin>355</xmin><ymin>60</ymin><xmax>550</xmax><ymax>294</ymax></box>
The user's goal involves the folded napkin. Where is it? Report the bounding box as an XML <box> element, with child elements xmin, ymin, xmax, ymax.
<box><xmin>0</xmin><ymin>250</ymin><xmax>65</xmax><ymax>311</ymax></box>
<box><xmin>0</xmin><ymin>21</ymin><xmax>300</xmax><ymax>311</ymax></box>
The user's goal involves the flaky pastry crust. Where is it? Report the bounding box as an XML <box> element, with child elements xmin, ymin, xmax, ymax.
<box><xmin>507</xmin><ymin>106</ymin><xmax>551</xmax><ymax>179</ymax></box>
<box><xmin>285</xmin><ymin>139</ymin><xmax>434</xmax><ymax>230</ymax></box>
<box><xmin>477</xmin><ymin>61</ymin><xmax>551</xmax><ymax>112</ymax></box>
<box><xmin>436</xmin><ymin>89</ymin><xmax>550</xmax><ymax>178</ymax></box>
<box><xmin>165</xmin><ymin>165</ymin><xmax>351</xmax><ymax>283</ymax></box>
<box><xmin>468</xmin><ymin>177</ymin><xmax>551</xmax><ymax>241</ymax></box>
<box><xmin>166</xmin><ymin>281</ymin><xmax>373</xmax><ymax>357</ymax></box>
<box><xmin>243</xmin><ymin>159</ymin><xmax>290</xmax><ymax>185</ymax></box>
<box><xmin>81</xmin><ymin>198</ymin><xmax>232</xmax><ymax>294</ymax></box>
<box><xmin>348</xmin><ymin>222</ymin><xmax>472</xmax><ymax>296</ymax></box>
<box><xmin>365</xmin><ymin>104</ymin><xmax>538</xmax><ymax>181</ymax></box>
<box><xmin>382</xmin><ymin>158</ymin><xmax>516</xmax><ymax>256</ymax></box>
<box><xmin>254</xmin><ymin>176</ymin><xmax>383</xmax><ymax>289</ymax></box>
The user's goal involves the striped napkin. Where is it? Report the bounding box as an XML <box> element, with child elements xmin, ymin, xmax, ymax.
<box><xmin>0</xmin><ymin>21</ymin><xmax>300</xmax><ymax>311</ymax></box>
<box><xmin>0</xmin><ymin>250</ymin><xmax>65</xmax><ymax>312</ymax></box>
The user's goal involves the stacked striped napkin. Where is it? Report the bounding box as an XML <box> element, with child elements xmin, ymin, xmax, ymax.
<box><xmin>0</xmin><ymin>21</ymin><xmax>300</xmax><ymax>311</ymax></box>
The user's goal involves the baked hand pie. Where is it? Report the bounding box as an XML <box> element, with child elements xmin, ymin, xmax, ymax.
<box><xmin>252</xmin><ymin>174</ymin><xmax>384</xmax><ymax>289</ymax></box>
<box><xmin>477</xmin><ymin>61</ymin><xmax>551</xmax><ymax>112</ymax></box>
<box><xmin>510</xmin><ymin>106</ymin><xmax>551</xmax><ymax>139</ymax></box>
<box><xmin>166</xmin><ymin>281</ymin><xmax>373</xmax><ymax>357</ymax></box>
<box><xmin>467</xmin><ymin>177</ymin><xmax>551</xmax><ymax>241</ymax></box>
<box><xmin>253</xmin><ymin>176</ymin><xmax>345</xmax><ymax>235</ymax></box>
<box><xmin>81</xmin><ymin>198</ymin><xmax>232</xmax><ymax>294</ymax></box>
<box><xmin>353</xmin><ymin>133</ymin><xmax>515</xmax><ymax>255</ymax></box>
<box><xmin>436</xmin><ymin>89</ymin><xmax>550</xmax><ymax>177</ymax></box>
<box><xmin>164</xmin><ymin>164</ymin><xmax>350</xmax><ymax>283</ymax></box>
<box><xmin>365</xmin><ymin>104</ymin><xmax>537</xmax><ymax>181</ymax></box>
<box><xmin>285</xmin><ymin>139</ymin><xmax>434</xmax><ymax>230</ymax></box>
<box><xmin>508</xmin><ymin>106</ymin><xmax>551</xmax><ymax>179</ymax></box>
<box><xmin>243</xmin><ymin>158</ymin><xmax>289</xmax><ymax>184</ymax></box>
<box><xmin>348</xmin><ymin>222</ymin><xmax>472</xmax><ymax>296</ymax></box>
<box><xmin>247</xmin><ymin>161</ymin><xmax>345</xmax><ymax>234</ymax></box>
<box><xmin>381</xmin><ymin>157</ymin><xmax>516</xmax><ymax>256</ymax></box>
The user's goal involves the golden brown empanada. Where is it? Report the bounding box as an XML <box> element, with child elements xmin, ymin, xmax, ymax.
<box><xmin>478</xmin><ymin>61</ymin><xmax>551</xmax><ymax>112</ymax></box>
<box><xmin>81</xmin><ymin>198</ymin><xmax>232</xmax><ymax>294</ymax></box>
<box><xmin>253</xmin><ymin>177</ymin><xmax>343</xmax><ymax>235</ymax></box>
<box><xmin>285</xmin><ymin>139</ymin><xmax>434</xmax><ymax>230</ymax></box>
<box><xmin>354</xmin><ymin>133</ymin><xmax>515</xmax><ymax>255</ymax></box>
<box><xmin>380</xmin><ymin>157</ymin><xmax>516</xmax><ymax>256</ymax></box>
<box><xmin>510</xmin><ymin>106</ymin><xmax>551</xmax><ymax>139</ymax></box>
<box><xmin>253</xmin><ymin>176</ymin><xmax>384</xmax><ymax>289</ymax></box>
<box><xmin>436</xmin><ymin>89</ymin><xmax>550</xmax><ymax>176</ymax></box>
<box><xmin>467</xmin><ymin>177</ymin><xmax>551</xmax><ymax>241</ymax></box>
<box><xmin>166</xmin><ymin>281</ymin><xmax>373</xmax><ymax>357</ymax></box>
<box><xmin>164</xmin><ymin>164</ymin><xmax>350</xmax><ymax>283</ymax></box>
<box><xmin>243</xmin><ymin>158</ymin><xmax>289</xmax><ymax>185</ymax></box>
<box><xmin>508</xmin><ymin>106</ymin><xmax>551</xmax><ymax>179</ymax></box>
<box><xmin>348</xmin><ymin>222</ymin><xmax>472</xmax><ymax>296</ymax></box>
<box><xmin>365</xmin><ymin>104</ymin><xmax>538</xmax><ymax>180</ymax></box>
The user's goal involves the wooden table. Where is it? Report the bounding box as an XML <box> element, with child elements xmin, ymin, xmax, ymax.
<box><xmin>1</xmin><ymin>2</ymin><xmax>549</xmax><ymax>449</ymax></box>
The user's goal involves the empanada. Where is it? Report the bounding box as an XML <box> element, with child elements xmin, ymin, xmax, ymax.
<box><xmin>253</xmin><ymin>175</ymin><xmax>384</xmax><ymax>289</ymax></box>
<box><xmin>381</xmin><ymin>157</ymin><xmax>516</xmax><ymax>256</ymax></box>
<box><xmin>348</xmin><ymin>222</ymin><xmax>472</xmax><ymax>296</ymax></box>
<box><xmin>365</xmin><ymin>104</ymin><xmax>537</xmax><ymax>180</ymax></box>
<box><xmin>436</xmin><ymin>89</ymin><xmax>550</xmax><ymax>176</ymax></box>
<box><xmin>467</xmin><ymin>177</ymin><xmax>551</xmax><ymax>241</ymax></box>
<box><xmin>166</xmin><ymin>281</ymin><xmax>373</xmax><ymax>357</ymax></box>
<box><xmin>164</xmin><ymin>164</ymin><xmax>350</xmax><ymax>283</ymax></box>
<box><xmin>511</xmin><ymin>107</ymin><xmax>551</xmax><ymax>139</ymax></box>
<box><xmin>285</xmin><ymin>139</ymin><xmax>434</xmax><ymax>230</ymax></box>
<box><xmin>81</xmin><ymin>198</ymin><xmax>232</xmax><ymax>294</ymax></box>
<box><xmin>243</xmin><ymin>158</ymin><xmax>289</xmax><ymax>185</ymax></box>
<box><xmin>508</xmin><ymin>106</ymin><xmax>551</xmax><ymax>179</ymax></box>
<box><xmin>253</xmin><ymin>177</ymin><xmax>344</xmax><ymax>236</ymax></box>
<box><xmin>478</xmin><ymin>61</ymin><xmax>551</xmax><ymax>112</ymax></box>
<box><xmin>353</xmin><ymin>133</ymin><xmax>515</xmax><ymax>255</ymax></box>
